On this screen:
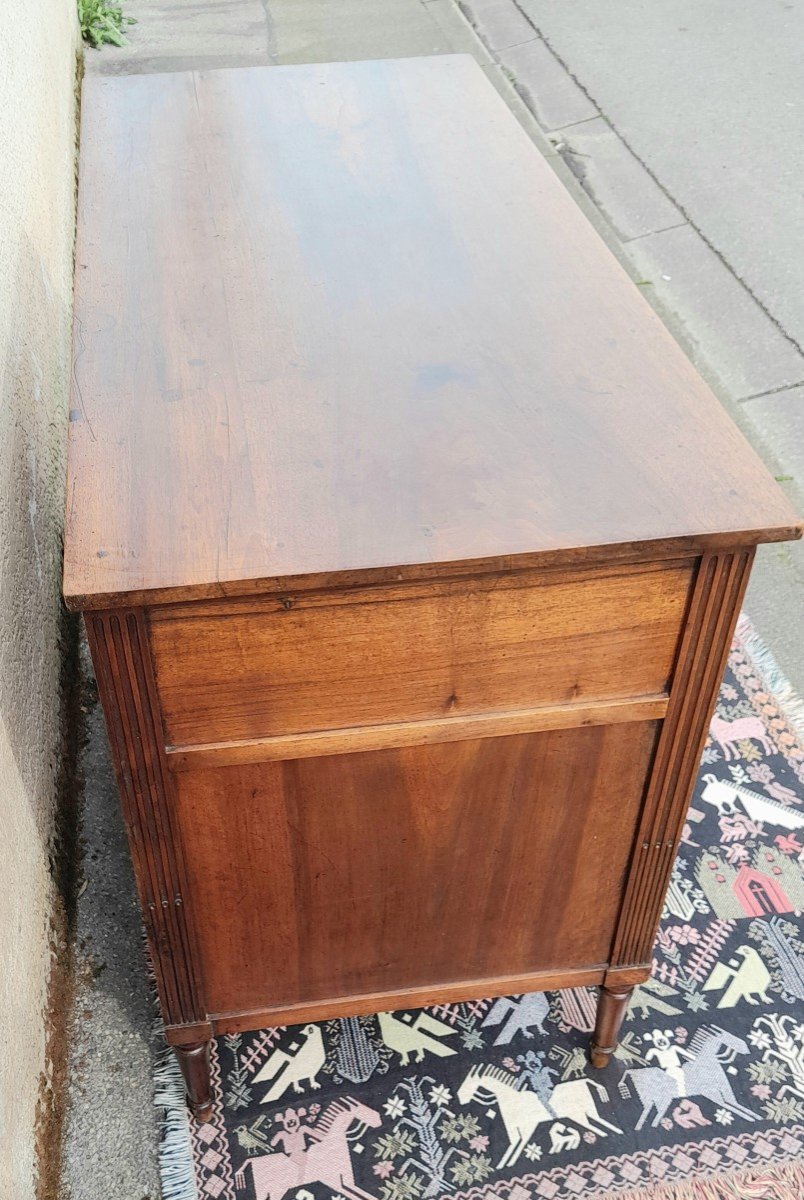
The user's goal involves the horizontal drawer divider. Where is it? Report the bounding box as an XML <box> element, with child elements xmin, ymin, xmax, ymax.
<box><xmin>165</xmin><ymin>693</ymin><xmax>668</xmax><ymax>771</ymax></box>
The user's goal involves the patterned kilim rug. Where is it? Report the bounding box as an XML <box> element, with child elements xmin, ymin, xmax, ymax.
<box><xmin>156</xmin><ymin>616</ymin><xmax>804</xmax><ymax>1200</ymax></box>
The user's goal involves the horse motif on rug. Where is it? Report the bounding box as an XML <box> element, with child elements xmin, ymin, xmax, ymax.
<box><xmin>618</xmin><ymin>1025</ymin><xmax>756</xmax><ymax>1129</ymax></box>
<box><xmin>234</xmin><ymin>1097</ymin><xmax>381</xmax><ymax>1200</ymax></box>
<box><xmin>457</xmin><ymin>1063</ymin><xmax>622</xmax><ymax>1168</ymax></box>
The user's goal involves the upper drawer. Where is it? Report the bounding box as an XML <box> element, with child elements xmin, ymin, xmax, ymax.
<box><xmin>148</xmin><ymin>561</ymin><xmax>693</xmax><ymax>749</ymax></box>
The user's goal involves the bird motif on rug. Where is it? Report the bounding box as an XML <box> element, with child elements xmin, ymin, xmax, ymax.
<box><xmin>254</xmin><ymin>1024</ymin><xmax>326</xmax><ymax>1103</ymax></box>
<box><xmin>377</xmin><ymin>1010</ymin><xmax>457</xmax><ymax>1064</ymax></box>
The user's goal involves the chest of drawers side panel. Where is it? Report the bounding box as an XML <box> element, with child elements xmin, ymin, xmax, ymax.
<box><xmin>84</xmin><ymin>608</ymin><xmax>209</xmax><ymax>1033</ymax></box>
<box><xmin>168</xmin><ymin>721</ymin><xmax>661</xmax><ymax>1022</ymax></box>
<box><xmin>609</xmin><ymin>548</ymin><xmax>754</xmax><ymax>977</ymax></box>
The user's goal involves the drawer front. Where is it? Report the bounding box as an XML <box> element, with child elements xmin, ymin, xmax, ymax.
<box><xmin>149</xmin><ymin>561</ymin><xmax>693</xmax><ymax>748</ymax></box>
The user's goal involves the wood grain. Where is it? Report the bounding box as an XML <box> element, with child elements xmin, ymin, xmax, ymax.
<box><xmin>64</xmin><ymin>57</ymin><xmax>801</xmax><ymax>610</ymax></box>
<box><xmin>609</xmin><ymin>550</ymin><xmax>754</xmax><ymax>969</ymax></box>
<box><xmin>150</xmin><ymin>562</ymin><xmax>691</xmax><ymax>747</ymax></box>
<box><xmin>171</xmin><ymin>723</ymin><xmax>660</xmax><ymax>1019</ymax></box>
<box><xmin>590</xmin><ymin>986</ymin><xmax>634</xmax><ymax>1068</ymax></box>
<box><xmin>174</xmin><ymin>1043</ymin><xmax>213</xmax><ymax>1120</ymax></box>
<box><xmin>206</xmin><ymin>966</ymin><xmax>607</xmax><ymax>1035</ymax></box>
<box><xmin>84</xmin><ymin>610</ymin><xmax>207</xmax><ymax>1030</ymax></box>
<box><xmin>165</xmin><ymin>695</ymin><xmax>669</xmax><ymax>770</ymax></box>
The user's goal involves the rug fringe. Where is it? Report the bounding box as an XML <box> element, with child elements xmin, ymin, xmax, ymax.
<box><xmin>613</xmin><ymin>1157</ymin><xmax>804</xmax><ymax>1200</ymax></box>
<box><xmin>147</xmin><ymin>949</ymin><xmax>199</xmax><ymax>1200</ymax></box>
<box><xmin>736</xmin><ymin>612</ymin><xmax>804</xmax><ymax>742</ymax></box>
<box><xmin>153</xmin><ymin>1045</ymin><xmax>199</xmax><ymax>1200</ymax></box>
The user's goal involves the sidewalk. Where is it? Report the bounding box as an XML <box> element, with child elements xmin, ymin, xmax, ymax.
<box><xmin>62</xmin><ymin>2</ymin><xmax>803</xmax><ymax>1196</ymax></box>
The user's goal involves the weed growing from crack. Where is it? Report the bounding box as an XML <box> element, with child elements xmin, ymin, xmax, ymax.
<box><xmin>77</xmin><ymin>0</ymin><xmax>136</xmax><ymax>48</ymax></box>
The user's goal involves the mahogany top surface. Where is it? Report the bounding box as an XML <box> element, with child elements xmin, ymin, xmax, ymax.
<box><xmin>64</xmin><ymin>56</ymin><xmax>801</xmax><ymax>609</ymax></box>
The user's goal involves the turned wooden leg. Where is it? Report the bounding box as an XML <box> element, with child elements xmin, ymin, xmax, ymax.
<box><xmin>590</xmin><ymin>985</ymin><xmax>634</xmax><ymax>1068</ymax></box>
<box><xmin>175</xmin><ymin>1040</ymin><xmax>213</xmax><ymax>1120</ymax></box>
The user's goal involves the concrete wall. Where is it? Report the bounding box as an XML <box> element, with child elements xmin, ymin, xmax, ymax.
<box><xmin>0</xmin><ymin>1</ymin><xmax>79</xmax><ymax>1196</ymax></box>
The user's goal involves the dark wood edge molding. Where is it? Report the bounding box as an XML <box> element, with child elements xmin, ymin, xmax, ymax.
<box><xmin>194</xmin><ymin>965</ymin><xmax>608</xmax><ymax>1036</ymax></box>
<box><xmin>165</xmin><ymin>1021</ymin><xmax>215</xmax><ymax>1048</ymax></box>
<box><xmin>165</xmin><ymin>695</ymin><xmax>669</xmax><ymax>771</ymax></box>
<box><xmin>85</xmin><ymin>610</ymin><xmax>208</xmax><ymax>1028</ymax></box>
<box><xmin>604</xmin><ymin>965</ymin><xmax>652</xmax><ymax>989</ymax></box>
<box><xmin>609</xmin><ymin>549</ymin><xmax>754</xmax><ymax>969</ymax></box>
<box><xmin>148</xmin><ymin>556</ymin><xmax>693</xmax><ymax>623</ymax></box>
<box><xmin>65</xmin><ymin>528</ymin><xmax>796</xmax><ymax>612</ymax></box>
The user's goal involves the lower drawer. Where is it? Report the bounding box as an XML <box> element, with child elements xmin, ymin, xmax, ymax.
<box><xmin>172</xmin><ymin>720</ymin><xmax>659</xmax><ymax>1019</ymax></box>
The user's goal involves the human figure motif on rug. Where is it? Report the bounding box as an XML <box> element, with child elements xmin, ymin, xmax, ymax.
<box><xmin>618</xmin><ymin>1026</ymin><xmax>756</xmax><ymax>1130</ymax></box>
<box><xmin>234</xmin><ymin>1097</ymin><xmax>381</xmax><ymax>1200</ymax></box>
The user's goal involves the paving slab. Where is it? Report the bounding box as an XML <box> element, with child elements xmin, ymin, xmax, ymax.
<box><xmin>736</xmin><ymin>387</ymin><xmax>804</xmax><ymax>689</ymax></box>
<box><xmin>264</xmin><ymin>0</ymin><xmax>452</xmax><ymax>64</ymax></box>
<box><xmin>499</xmin><ymin>37</ymin><xmax>597</xmax><ymax>131</ymax></box>
<box><xmin>457</xmin><ymin>0</ymin><xmax>536</xmax><ymax>51</ymax></box>
<box><xmin>745</xmin><ymin>537</ymin><xmax>804</xmax><ymax>694</ymax></box>
<box><xmin>740</xmin><ymin>386</ymin><xmax>804</xmax><ymax>513</ymax></box>
<box><xmin>625</xmin><ymin>223</ymin><xmax>804</xmax><ymax>402</ymax></box>
<box><xmin>738</xmin><ymin>386</ymin><xmax>804</xmax><ymax>556</ymax></box>
<box><xmin>424</xmin><ymin>0</ymin><xmax>494</xmax><ymax>64</ymax></box>
<box><xmin>556</xmin><ymin>116</ymin><xmax>684</xmax><ymax>241</ymax></box>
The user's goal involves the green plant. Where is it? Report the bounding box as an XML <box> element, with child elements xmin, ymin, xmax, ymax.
<box><xmin>78</xmin><ymin>0</ymin><xmax>136</xmax><ymax>48</ymax></box>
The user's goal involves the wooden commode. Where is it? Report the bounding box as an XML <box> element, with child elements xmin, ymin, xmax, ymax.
<box><xmin>64</xmin><ymin>57</ymin><xmax>802</xmax><ymax>1118</ymax></box>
